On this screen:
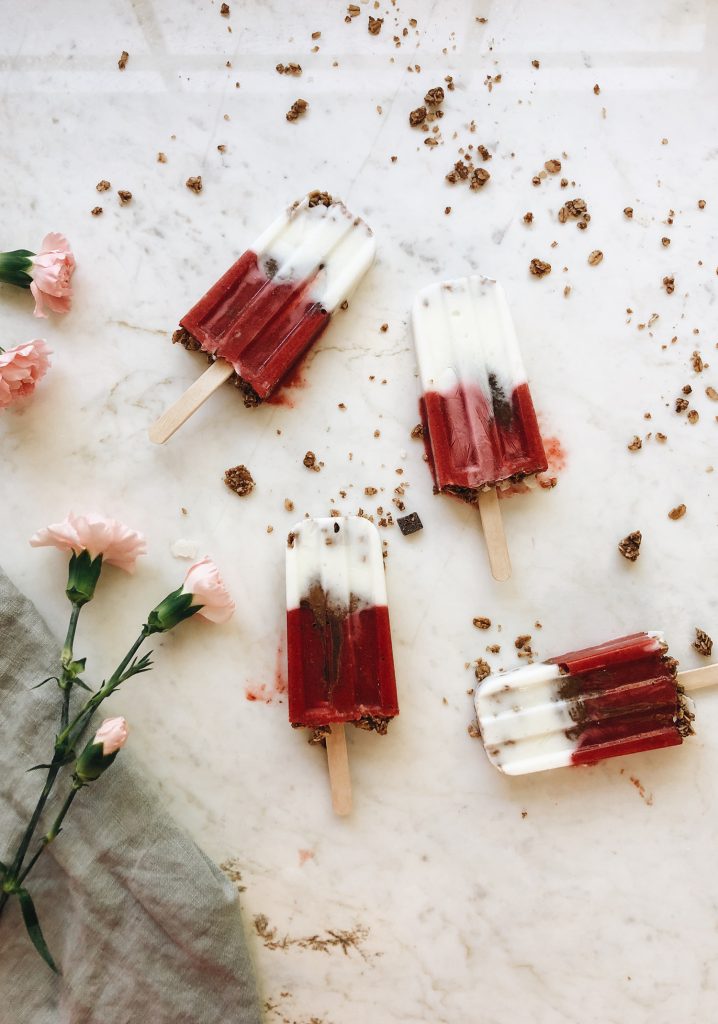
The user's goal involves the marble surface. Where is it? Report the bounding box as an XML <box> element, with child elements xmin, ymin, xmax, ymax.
<box><xmin>2</xmin><ymin>1</ymin><xmax>718</xmax><ymax>1020</ymax></box>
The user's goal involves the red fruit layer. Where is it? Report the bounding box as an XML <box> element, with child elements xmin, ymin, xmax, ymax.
<box><xmin>420</xmin><ymin>380</ymin><xmax>547</xmax><ymax>494</ymax></box>
<box><xmin>549</xmin><ymin>632</ymin><xmax>691</xmax><ymax>766</ymax></box>
<box><xmin>287</xmin><ymin>601</ymin><xmax>398</xmax><ymax>729</ymax></box>
<box><xmin>181</xmin><ymin>250</ymin><xmax>329</xmax><ymax>401</ymax></box>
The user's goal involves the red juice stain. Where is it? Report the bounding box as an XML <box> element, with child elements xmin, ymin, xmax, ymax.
<box><xmin>275</xmin><ymin>637</ymin><xmax>288</xmax><ymax>695</ymax></box>
<box><xmin>298</xmin><ymin>849</ymin><xmax>315</xmax><ymax>866</ymax></box>
<box><xmin>245</xmin><ymin>683</ymin><xmax>271</xmax><ymax>704</ymax></box>
<box><xmin>542</xmin><ymin>435</ymin><xmax>567</xmax><ymax>473</ymax></box>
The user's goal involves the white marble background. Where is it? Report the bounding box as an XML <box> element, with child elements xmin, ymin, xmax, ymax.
<box><xmin>2</xmin><ymin>1</ymin><xmax>718</xmax><ymax>1021</ymax></box>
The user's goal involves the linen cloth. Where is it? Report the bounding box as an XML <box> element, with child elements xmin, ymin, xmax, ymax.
<box><xmin>0</xmin><ymin>570</ymin><xmax>261</xmax><ymax>1024</ymax></box>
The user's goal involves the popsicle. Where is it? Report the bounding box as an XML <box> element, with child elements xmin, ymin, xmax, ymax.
<box><xmin>412</xmin><ymin>275</ymin><xmax>547</xmax><ymax>581</ymax></box>
<box><xmin>474</xmin><ymin>631</ymin><xmax>718</xmax><ymax>775</ymax></box>
<box><xmin>286</xmin><ymin>516</ymin><xmax>399</xmax><ymax>814</ymax></box>
<box><xmin>150</xmin><ymin>191</ymin><xmax>376</xmax><ymax>443</ymax></box>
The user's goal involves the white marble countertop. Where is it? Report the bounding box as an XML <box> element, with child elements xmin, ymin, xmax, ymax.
<box><xmin>2</xmin><ymin>1</ymin><xmax>718</xmax><ymax>1021</ymax></box>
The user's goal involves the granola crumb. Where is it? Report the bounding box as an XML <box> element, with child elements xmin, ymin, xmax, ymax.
<box><xmin>117</xmin><ymin>189</ymin><xmax>132</xmax><ymax>205</ymax></box>
<box><xmin>223</xmin><ymin>464</ymin><xmax>255</xmax><ymax>497</ymax></box>
<box><xmin>663</xmin><ymin>275</ymin><xmax>675</xmax><ymax>294</ymax></box>
<box><xmin>668</xmin><ymin>503</ymin><xmax>686</xmax><ymax>520</ymax></box>
<box><xmin>661</xmin><ymin>236</ymin><xmax>671</xmax><ymax>247</ymax></box>
<box><xmin>563</xmin><ymin>285</ymin><xmax>571</xmax><ymax>298</ymax></box>
<box><xmin>544</xmin><ymin>158</ymin><xmax>561</xmax><ymax>173</ymax></box>
<box><xmin>515</xmin><ymin>634</ymin><xmax>532</xmax><ymax>650</ymax></box>
<box><xmin>656</xmin><ymin>432</ymin><xmax>667</xmax><ymax>442</ymax></box>
<box><xmin>157</xmin><ymin>152</ymin><xmax>167</xmax><ymax>163</ymax></box>
<box><xmin>529</xmin><ymin>258</ymin><xmax>552</xmax><ymax>277</ymax></box>
<box><xmin>286</xmin><ymin>98</ymin><xmax>308</xmax><ymax>122</ymax></box>
<box><xmin>284</xmin><ymin>499</ymin><xmax>294</xmax><ymax>512</ymax></box>
<box><xmin>185</xmin><ymin>176</ymin><xmax>203</xmax><ymax>193</ymax></box>
<box><xmin>410</xmin><ymin>423</ymin><xmax>424</xmax><ymax>439</ymax></box>
<box><xmin>220</xmin><ymin>2</ymin><xmax>229</xmax><ymax>14</ymax></box>
<box><xmin>588</xmin><ymin>249</ymin><xmax>603</xmax><ymax>266</ymax></box>
<box><xmin>368</xmin><ymin>15</ymin><xmax>383</xmax><ymax>34</ymax></box>
<box><xmin>276</xmin><ymin>62</ymin><xmax>302</xmax><ymax>76</ymax></box>
<box><xmin>694</xmin><ymin>628</ymin><xmax>713</xmax><ymax>657</ymax></box>
<box><xmin>469</xmin><ymin>167</ymin><xmax>490</xmax><ymax>190</ymax></box>
<box><xmin>523</xmin><ymin>211</ymin><xmax>534</xmax><ymax>224</ymax></box>
<box><xmin>698</xmin><ymin>199</ymin><xmax>706</xmax><ymax>209</ymax></box>
<box><xmin>91</xmin><ymin>206</ymin><xmax>103</xmax><ymax>216</ymax></box>
<box><xmin>593</xmin><ymin>83</ymin><xmax>600</xmax><ymax>94</ymax></box>
<box><xmin>687</xmin><ymin>409</ymin><xmax>699</xmax><ymax>424</ymax></box>
<box><xmin>624</xmin><ymin>206</ymin><xmax>634</xmax><ymax>218</ymax></box>
<box><xmin>118</xmin><ymin>50</ymin><xmax>129</xmax><ymax>71</ymax></box>
<box><xmin>474</xmin><ymin>659</ymin><xmax>491</xmax><ymax>683</ymax></box>
<box><xmin>618</xmin><ymin>530</ymin><xmax>642</xmax><ymax>562</ymax></box>
<box><xmin>96</xmin><ymin>179</ymin><xmax>111</xmax><ymax>192</ymax></box>
<box><xmin>303</xmin><ymin>451</ymin><xmax>319</xmax><ymax>471</ymax></box>
<box><xmin>691</xmin><ymin>351</ymin><xmax>704</xmax><ymax>373</ymax></box>
<box><xmin>409</xmin><ymin>106</ymin><xmax>426</xmax><ymax>127</ymax></box>
<box><xmin>487</xmin><ymin>644</ymin><xmax>501</xmax><ymax>654</ymax></box>
<box><xmin>424</xmin><ymin>86</ymin><xmax>445</xmax><ymax>106</ymax></box>
<box><xmin>473</xmin><ymin>617</ymin><xmax>492</xmax><ymax>629</ymax></box>
<box><xmin>627</xmin><ymin>435</ymin><xmax>642</xmax><ymax>451</ymax></box>
<box><xmin>531</xmin><ymin>59</ymin><xmax>540</xmax><ymax>68</ymax></box>
<box><xmin>706</xmin><ymin>386</ymin><xmax>718</xmax><ymax>401</ymax></box>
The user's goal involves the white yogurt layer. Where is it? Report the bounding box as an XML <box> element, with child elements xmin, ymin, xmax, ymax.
<box><xmin>412</xmin><ymin>276</ymin><xmax>527</xmax><ymax>400</ymax></box>
<box><xmin>285</xmin><ymin>516</ymin><xmax>387</xmax><ymax>612</ymax></box>
<box><xmin>252</xmin><ymin>196</ymin><xmax>376</xmax><ymax>313</ymax></box>
<box><xmin>474</xmin><ymin>632</ymin><xmax>666</xmax><ymax>776</ymax></box>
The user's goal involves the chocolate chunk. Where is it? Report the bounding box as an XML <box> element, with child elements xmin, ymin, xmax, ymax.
<box><xmin>694</xmin><ymin>628</ymin><xmax>713</xmax><ymax>657</ymax></box>
<box><xmin>397</xmin><ymin>512</ymin><xmax>423</xmax><ymax>536</ymax></box>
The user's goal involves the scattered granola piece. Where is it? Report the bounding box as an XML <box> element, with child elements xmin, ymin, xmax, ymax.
<box><xmin>691</xmin><ymin>351</ymin><xmax>704</xmax><ymax>373</ymax></box>
<box><xmin>424</xmin><ymin>86</ymin><xmax>445</xmax><ymax>105</ymax></box>
<box><xmin>276</xmin><ymin>62</ymin><xmax>302</xmax><ymax>75</ymax></box>
<box><xmin>688</xmin><ymin>409</ymin><xmax>699</xmax><ymax>424</ymax></box>
<box><xmin>544</xmin><ymin>158</ymin><xmax>561</xmax><ymax>173</ymax></box>
<box><xmin>96</xmin><ymin>180</ymin><xmax>111</xmax><ymax>192</ymax></box>
<box><xmin>117</xmin><ymin>190</ymin><xmax>132</xmax><ymax>205</ymax></box>
<box><xmin>469</xmin><ymin>167</ymin><xmax>490</xmax><ymax>190</ymax></box>
<box><xmin>656</xmin><ymin>432</ymin><xmax>667</xmax><ymax>442</ymax></box>
<box><xmin>303</xmin><ymin>451</ymin><xmax>318</xmax><ymax>470</ymax></box>
<box><xmin>698</xmin><ymin>199</ymin><xmax>706</xmax><ymax>209</ymax></box>
<box><xmin>593</xmin><ymin>83</ymin><xmax>600</xmax><ymax>94</ymax></box>
<box><xmin>157</xmin><ymin>152</ymin><xmax>167</xmax><ymax>163</ymax></box>
<box><xmin>364</xmin><ymin>486</ymin><xmax>378</xmax><ymax>496</ymax></box>
<box><xmin>529</xmin><ymin>258</ymin><xmax>552</xmax><ymax>277</ymax></box>
<box><xmin>224</xmin><ymin>465</ymin><xmax>255</xmax><ymax>497</ymax></box>
<box><xmin>706</xmin><ymin>386</ymin><xmax>718</xmax><ymax>401</ymax></box>
<box><xmin>118</xmin><ymin>50</ymin><xmax>129</xmax><ymax>71</ymax></box>
<box><xmin>694</xmin><ymin>628</ymin><xmax>713</xmax><ymax>657</ymax></box>
<box><xmin>185</xmin><ymin>176</ymin><xmax>203</xmax><ymax>193</ymax></box>
<box><xmin>487</xmin><ymin>644</ymin><xmax>501</xmax><ymax>654</ymax></box>
<box><xmin>523</xmin><ymin>211</ymin><xmax>534</xmax><ymax>224</ymax></box>
<box><xmin>473</xmin><ymin>617</ymin><xmax>491</xmax><ymax>630</ymax></box>
<box><xmin>618</xmin><ymin>531</ymin><xmax>642</xmax><ymax>562</ymax></box>
<box><xmin>91</xmin><ymin>207</ymin><xmax>103</xmax><ymax>216</ymax></box>
<box><xmin>663</xmin><ymin>275</ymin><xmax>675</xmax><ymax>294</ymax></box>
<box><xmin>515</xmin><ymin>634</ymin><xmax>532</xmax><ymax>650</ymax></box>
<box><xmin>477</xmin><ymin>144</ymin><xmax>492</xmax><ymax>161</ymax></box>
<box><xmin>286</xmin><ymin>98</ymin><xmax>308</xmax><ymax>122</ymax></box>
<box><xmin>409</xmin><ymin>106</ymin><xmax>427</xmax><ymax>127</ymax></box>
<box><xmin>311</xmin><ymin>31</ymin><xmax>321</xmax><ymax>39</ymax></box>
<box><xmin>627</xmin><ymin>435</ymin><xmax>642</xmax><ymax>451</ymax></box>
<box><xmin>368</xmin><ymin>15</ymin><xmax>383</xmax><ymax>34</ymax></box>
<box><xmin>347</xmin><ymin>4</ymin><xmax>360</xmax><ymax>18</ymax></box>
<box><xmin>397</xmin><ymin>512</ymin><xmax>423</xmax><ymax>536</ymax></box>
<box><xmin>675</xmin><ymin>397</ymin><xmax>689</xmax><ymax>413</ymax></box>
<box><xmin>531</xmin><ymin>59</ymin><xmax>540</xmax><ymax>68</ymax></box>
<box><xmin>220</xmin><ymin>2</ymin><xmax>229</xmax><ymax>14</ymax></box>
<box><xmin>284</xmin><ymin>499</ymin><xmax>294</xmax><ymax>512</ymax></box>
<box><xmin>410</xmin><ymin>423</ymin><xmax>424</xmax><ymax>439</ymax></box>
<box><xmin>587</xmin><ymin>250</ymin><xmax>602</xmax><ymax>266</ymax></box>
<box><xmin>668</xmin><ymin>503</ymin><xmax>686</xmax><ymax>520</ymax></box>
<box><xmin>474</xmin><ymin>659</ymin><xmax>491</xmax><ymax>683</ymax></box>
<box><xmin>624</xmin><ymin>206</ymin><xmax>633</xmax><ymax>218</ymax></box>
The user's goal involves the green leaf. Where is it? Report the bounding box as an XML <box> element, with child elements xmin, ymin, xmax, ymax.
<box><xmin>26</xmin><ymin>763</ymin><xmax>54</xmax><ymax>772</ymax></box>
<box><xmin>17</xmin><ymin>888</ymin><xmax>59</xmax><ymax>973</ymax></box>
<box><xmin>72</xmin><ymin>677</ymin><xmax>92</xmax><ymax>692</ymax></box>
<box><xmin>32</xmin><ymin>676</ymin><xmax>59</xmax><ymax>690</ymax></box>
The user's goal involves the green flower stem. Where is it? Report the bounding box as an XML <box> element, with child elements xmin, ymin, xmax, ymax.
<box><xmin>58</xmin><ymin>628</ymin><xmax>148</xmax><ymax>752</ymax></box>
<box><xmin>0</xmin><ymin>765</ymin><xmax>61</xmax><ymax>914</ymax></box>
<box><xmin>60</xmin><ymin>602</ymin><xmax>82</xmax><ymax>731</ymax></box>
<box><xmin>17</xmin><ymin>782</ymin><xmax>82</xmax><ymax>887</ymax></box>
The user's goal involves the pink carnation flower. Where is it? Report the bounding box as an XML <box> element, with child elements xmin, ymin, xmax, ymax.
<box><xmin>30</xmin><ymin>233</ymin><xmax>75</xmax><ymax>318</ymax></box>
<box><xmin>182</xmin><ymin>557</ymin><xmax>235</xmax><ymax>623</ymax></box>
<box><xmin>0</xmin><ymin>339</ymin><xmax>52</xmax><ymax>409</ymax></box>
<box><xmin>30</xmin><ymin>512</ymin><xmax>147</xmax><ymax>573</ymax></box>
<box><xmin>94</xmin><ymin>717</ymin><xmax>129</xmax><ymax>755</ymax></box>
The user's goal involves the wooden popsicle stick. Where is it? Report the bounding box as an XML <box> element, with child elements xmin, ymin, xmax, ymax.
<box><xmin>477</xmin><ymin>488</ymin><xmax>512</xmax><ymax>582</ymax></box>
<box><xmin>325</xmin><ymin>725</ymin><xmax>352</xmax><ymax>816</ymax></box>
<box><xmin>149</xmin><ymin>359</ymin><xmax>234</xmax><ymax>444</ymax></box>
<box><xmin>678</xmin><ymin>665</ymin><xmax>718</xmax><ymax>693</ymax></box>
